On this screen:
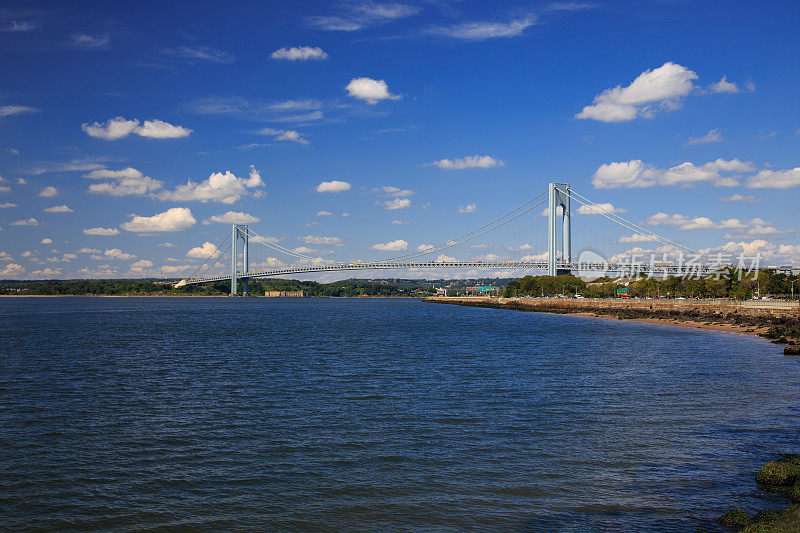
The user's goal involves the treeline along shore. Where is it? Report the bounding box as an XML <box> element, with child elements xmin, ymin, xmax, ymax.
<box><xmin>425</xmin><ymin>296</ymin><xmax>800</xmax><ymax>353</ymax></box>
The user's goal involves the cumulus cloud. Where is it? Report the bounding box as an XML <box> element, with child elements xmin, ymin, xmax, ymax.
<box><xmin>82</xmin><ymin>117</ymin><xmax>192</xmax><ymax>140</ymax></box>
<box><xmin>0</xmin><ymin>262</ymin><xmax>24</xmax><ymax>276</ymax></box>
<box><xmin>720</xmin><ymin>194</ymin><xmax>760</xmax><ymax>202</ymax></box>
<box><xmin>0</xmin><ymin>202</ymin><xmax>17</xmax><ymax>208</ymax></box>
<box><xmin>43</xmin><ymin>205</ymin><xmax>73</xmax><ymax>213</ymax></box>
<box><xmin>436</xmin><ymin>253</ymin><xmax>457</xmax><ymax>262</ymax></box>
<box><xmin>345</xmin><ymin>77</ymin><xmax>400</xmax><ymax>104</ymax></box>
<box><xmin>430</xmin><ymin>155</ymin><xmax>503</xmax><ymax>170</ymax></box>
<box><xmin>576</xmin><ymin>203</ymin><xmax>627</xmax><ymax>215</ymax></box>
<box><xmin>257</xmin><ymin>127</ymin><xmax>310</xmax><ymax>144</ymax></box>
<box><xmin>83</xmin><ymin>227</ymin><xmax>120</xmax><ymax>236</ymax></box>
<box><xmin>643</xmin><ymin>212</ymin><xmax>785</xmax><ymax>236</ymax></box>
<box><xmin>157</xmin><ymin>168</ymin><xmax>264</xmax><ymax>203</ymax></box>
<box><xmin>202</xmin><ymin>211</ymin><xmax>260</xmax><ymax>225</ymax></box>
<box><xmin>121</xmin><ymin>207</ymin><xmax>196</xmax><ymax>233</ymax></box>
<box><xmin>746</xmin><ymin>168</ymin><xmax>800</xmax><ymax>189</ymax></box>
<box><xmin>102</xmin><ymin>248</ymin><xmax>136</xmax><ymax>261</ymax></box>
<box><xmin>40</xmin><ymin>238</ymin><xmax>52</xmax><ymax>244</ymax></box>
<box><xmin>708</xmin><ymin>76</ymin><xmax>754</xmax><ymax>94</ymax></box>
<box><xmin>186</xmin><ymin>241</ymin><xmax>220</xmax><ymax>258</ymax></box>
<box><xmin>619</xmin><ymin>233</ymin><xmax>658</xmax><ymax>243</ymax></box>
<box><xmin>383</xmin><ymin>198</ymin><xmax>411</xmax><ymax>210</ymax></box>
<box><xmin>299</xmin><ymin>235</ymin><xmax>344</xmax><ymax>245</ymax></box>
<box><xmin>591</xmin><ymin>158</ymin><xmax>755</xmax><ymax>189</ymax></box>
<box><xmin>417</xmin><ymin>244</ymin><xmax>435</xmax><ymax>252</ymax></box>
<box><xmin>85</xmin><ymin>167</ymin><xmax>163</xmax><ymax>196</ymax></box>
<box><xmin>685</xmin><ymin>129</ymin><xmax>723</xmax><ymax>146</ymax></box>
<box><xmin>271</xmin><ymin>46</ymin><xmax>328</xmax><ymax>60</ymax></box>
<box><xmin>0</xmin><ymin>105</ymin><xmax>39</xmax><ymax>117</ymax></box>
<box><xmin>370</xmin><ymin>239</ymin><xmax>408</xmax><ymax>251</ymax></box>
<box><xmin>10</xmin><ymin>218</ymin><xmax>39</xmax><ymax>226</ymax></box>
<box><xmin>458</xmin><ymin>203</ymin><xmax>477</xmax><ymax>213</ymax></box>
<box><xmin>39</xmin><ymin>186</ymin><xmax>58</xmax><ymax>197</ymax></box>
<box><xmin>424</xmin><ymin>16</ymin><xmax>537</xmax><ymax>41</ymax></box>
<box><xmin>576</xmin><ymin>62</ymin><xmax>699</xmax><ymax>122</ymax></box>
<box><xmin>130</xmin><ymin>260</ymin><xmax>154</xmax><ymax>271</ymax></box>
<box><xmin>316</xmin><ymin>210</ymin><xmax>332</xmax><ymax>216</ymax></box>
<box><xmin>316</xmin><ymin>180</ymin><xmax>351</xmax><ymax>193</ymax></box>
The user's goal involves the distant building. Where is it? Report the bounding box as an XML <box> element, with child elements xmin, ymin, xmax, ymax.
<box><xmin>265</xmin><ymin>291</ymin><xmax>308</xmax><ymax>297</ymax></box>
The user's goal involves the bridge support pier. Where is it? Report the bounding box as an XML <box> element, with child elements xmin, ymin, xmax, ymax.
<box><xmin>548</xmin><ymin>182</ymin><xmax>572</xmax><ymax>277</ymax></box>
<box><xmin>230</xmin><ymin>224</ymin><xmax>250</xmax><ymax>296</ymax></box>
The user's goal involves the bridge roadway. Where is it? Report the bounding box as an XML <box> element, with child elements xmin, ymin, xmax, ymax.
<box><xmin>178</xmin><ymin>260</ymin><xmax>722</xmax><ymax>286</ymax></box>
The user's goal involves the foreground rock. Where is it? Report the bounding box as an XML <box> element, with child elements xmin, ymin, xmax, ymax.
<box><xmin>719</xmin><ymin>456</ymin><xmax>800</xmax><ymax>531</ymax></box>
<box><xmin>785</xmin><ymin>345</ymin><xmax>800</xmax><ymax>356</ymax></box>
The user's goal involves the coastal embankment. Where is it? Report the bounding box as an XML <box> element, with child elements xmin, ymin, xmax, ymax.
<box><xmin>425</xmin><ymin>296</ymin><xmax>800</xmax><ymax>349</ymax></box>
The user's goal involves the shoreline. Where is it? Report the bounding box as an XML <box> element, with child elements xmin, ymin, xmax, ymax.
<box><xmin>425</xmin><ymin>296</ymin><xmax>799</xmax><ymax>344</ymax></box>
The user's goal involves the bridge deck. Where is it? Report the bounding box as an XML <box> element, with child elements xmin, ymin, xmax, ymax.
<box><xmin>179</xmin><ymin>260</ymin><xmax>720</xmax><ymax>286</ymax></box>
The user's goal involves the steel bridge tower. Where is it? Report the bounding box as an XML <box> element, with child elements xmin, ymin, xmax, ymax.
<box><xmin>547</xmin><ymin>182</ymin><xmax>572</xmax><ymax>276</ymax></box>
<box><xmin>230</xmin><ymin>224</ymin><xmax>249</xmax><ymax>296</ymax></box>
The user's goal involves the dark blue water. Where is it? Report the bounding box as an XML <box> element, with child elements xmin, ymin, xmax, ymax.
<box><xmin>2</xmin><ymin>297</ymin><xmax>798</xmax><ymax>531</ymax></box>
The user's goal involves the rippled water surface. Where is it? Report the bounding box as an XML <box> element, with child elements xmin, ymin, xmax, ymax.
<box><xmin>2</xmin><ymin>297</ymin><xmax>799</xmax><ymax>531</ymax></box>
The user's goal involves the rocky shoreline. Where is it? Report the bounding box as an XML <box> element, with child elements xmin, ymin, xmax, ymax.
<box><xmin>425</xmin><ymin>297</ymin><xmax>800</xmax><ymax>354</ymax></box>
<box><xmin>719</xmin><ymin>456</ymin><xmax>800</xmax><ymax>531</ymax></box>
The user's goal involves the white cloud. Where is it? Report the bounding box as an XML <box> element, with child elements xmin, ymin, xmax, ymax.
<box><xmin>83</xmin><ymin>227</ymin><xmax>120</xmax><ymax>236</ymax></box>
<box><xmin>203</xmin><ymin>211</ymin><xmax>260</xmax><ymax>225</ymax></box>
<box><xmin>39</xmin><ymin>186</ymin><xmax>58</xmax><ymax>197</ymax></box>
<box><xmin>271</xmin><ymin>46</ymin><xmax>328</xmax><ymax>60</ymax></box>
<box><xmin>157</xmin><ymin>169</ymin><xmax>263</xmax><ymax>203</ymax></box>
<box><xmin>299</xmin><ymin>235</ymin><xmax>344</xmax><ymax>245</ymax></box>
<box><xmin>345</xmin><ymin>77</ymin><xmax>400</xmax><ymax>104</ymax></box>
<box><xmin>0</xmin><ymin>251</ymin><xmax>12</xmax><ymax>261</ymax></box>
<box><xmin>576</xmin><ymin>203</ymin><xmax>627</xmax><ymax>215</ymax></box>
<box><xmin>161</xmin><ymin>46</ymin><xmax>234</xmax><ymax>64</ymax></box>
<box><xmin>417</xmin><ymin>244</ymin><xmax>435</xmax><ymax>252</ymax></box>
<box><xmin>0</xmin><ymin>105</ymin><xmax>39</xmax><ymax>117</ymax></box>
<box><xmin>85</xmin><ymin>167</ymin><xmax>163</xmax><ymax>196</ymax></box>
<box><xmin>643</xmin><ymin>212</ymin><xmax>785</xmax><ymax>235</ymax></box>
<box><xmin>370</xmin><ymin>239</ymin><xmax>408</xmax><ymax>251</ymax></box>
<box><xmin>68</xmin><ymin>33</ymin><xmax>110</xmax><ymax>49</ymax></box>
<box><xmin>576</xmin><ymin>62</ymin><xmax>698</xmax><ymax>122</ymax></box>
<box><xmin>316</xmin><ymin>180</ymin><xmax>351</xmax><ymax>193</ymax></box>
<box><xmin>82</xmin><ymin>117</ymin><xmax>192</xmax><ymax>140</ymax></box>
<box><xmin>436</xmin><ymin>253</ymin><xmax>457</xmax><ymax>262</ymax></box>
<box><xmin>292</xmin><ymin>246</ymin><xmax>316</xmax><ymax>254</ymax></box>
<box><xmin>720</xmin><ymin>193</ymin><xmax>760</xmax><ymax>202</ymax></box>
<box><xmin>81</xmin><ymin>117</ymin><xmax>138</xmax><ymax>139</ymax></box>
<box><xmin>308</xmin><ymin>2</ymin><xmax>420</xmax><ymax>31</ymax></box>
<box><xmin>0</xmin><ymin>263</ymin><xmax>25</xmax><ymax>277</ymax></box>
<box><xmin>186</xmin><ymin>241</ymin><xmax>219</xmax><ymax>258</ymax></box>
<box><xmin>78</xmin><ymin>247</ymin><xmax>101</xmax><ymax>253</ymax></box>
<box><xmin>700</xmin><ymin>240</ymin><xmax>800</xmax><ymax>266</ymax></box>
<box><xmin>591</xmin><ymin>158</ymin><xmax>755</xmax><ymax>189</ymax></box>
<box><xmin>619</xmin><ymin>233</ymin><xmax>657</xmax><ymax>243</ymax></box>
<box><xmin>102</xmin><ymin>248</ymin><xmax>136</xmax><ymax>261</ymax></box>
<box><xmin>685</xmin><ymin>129</ymin><xmax>723</xmax><ymax>145</ymax></box>
<box><xmin>158</xmin><ymin>242</ymin><xmax>174</xmax><ymax>248</ymax></box>
<box><xmin>40</xmin><ymin>238</ymin><xmax>52</xmax><ymax>244</ymax></box>
<box><xmin>392</xmin><ymin>220</ymin><xmax>408</xmax><ymax>224</ymax></box>
<box><xmin>130</xmin><ymin>259</ymin><xmax>154</xmax><ymax>271</ymax></box>
<box><xmin>708</xmin><ymin>76</ymin><xmax>754</xmax><ymax>94</ymax></box>
<box><xmin>121</xmin><ymin>207</ymin><xmax>196</xmax><ymax>233</ymax></box>
<box><xmin>16</xmin><ymin>178</ymin><xmax>25</xmax><ymax>183</ymax></box>
<box><xmin>10</xmin><ymin>218</ymin><xmax>39</xmax><ymax>226</ymax></box>
<box><xmin>0</xmin><ymin>186</ymin><xmax>9</xmax><ymax>193</ymax></box>
<box><xmin>430</xmin><ymin>155</ymin><xmax>504</xmax><ymax>170</ymax></box>
<box><xmin>257</xmin><ymin>127</ymin><xmax>309</xmax><ymax>144</ymax></box>
<box><xmin>160</xmin><ymin>264</ymin><xmax>193</xmax><ymax>274</ymax></box>
<box><xmin>383</xmin><ymin>197</ymin><xmax>411</xmax><ymax>210</ymax></box>
<box><xmin>43</xmin><ymin>205</ymin><xmax>73</xmax><ymax>213</ymax></box>
<box><xmin>459</xmin><ymin>203</ymin><xmax>477</xmax><ymax>213</ymax></box>
<box><xmin>382</xmin><ymin>186</ymin><xmax>414</xmax><ymax>197</ymax></box>
<box><xmin>746</xmin><ymin>167</ymin><xmax>800</xmax><ymax>189</ymax></box>
<box><xmin>0</xmin><ymin>202</ymin><xmax>17</xmax><ymax>208</ymax></box>
<box><xmin>135</xmin><ymin>119</ymin><xmax>193</xmax><ymax>139</ymax></box>
<box><xmin>316</xmin><ymin>210</ymin><xmax>332</xmax><ymax>217</ymax></box>
<box><xmin>424</xmin><ymin>16</ymin><xmax>537</xmax><ymax>41</ymax></box>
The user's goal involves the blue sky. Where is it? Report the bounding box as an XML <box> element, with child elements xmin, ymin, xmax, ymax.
<box><xmin>1</xmin><ymin>0</ymin><xmax>798</xmax><ymax>280</ymax></box>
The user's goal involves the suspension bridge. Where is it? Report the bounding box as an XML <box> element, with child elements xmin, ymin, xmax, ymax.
<box><xmin>176</xmin><ymin>182</ymin><xmax>752</xmax><ymax>295</ymax></box>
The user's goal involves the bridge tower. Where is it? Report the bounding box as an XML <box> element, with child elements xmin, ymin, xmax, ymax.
<box><xmin>547</xmin><ymin>182</ymin><xmax>572</xmax><ymax>276</ymax></box>
<box><xmin>230</xmin><ymin>224</ymin><xmax>250</xmax><ymax>296</ymax></box>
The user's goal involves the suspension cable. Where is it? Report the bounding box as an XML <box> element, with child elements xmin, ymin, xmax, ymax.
<box><xmin>187</xmin><ymin>231</ymin><xmax>231</xmax><ymax>280</ymax></box>
<box><xmin>243</xmin><ymin>227</ymin><xmax>318</xmax><ymax>261</ymax></box>
<box><xmin>380</xmin><ymin>188</ymin><xmax>548</xmax><ymax>262</ymax></box>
